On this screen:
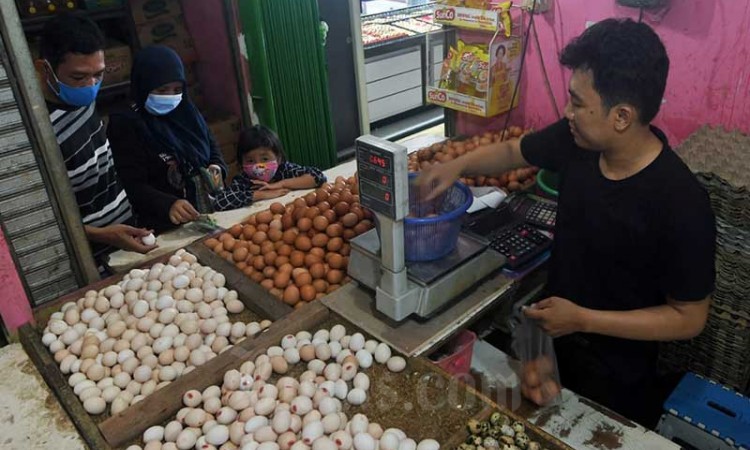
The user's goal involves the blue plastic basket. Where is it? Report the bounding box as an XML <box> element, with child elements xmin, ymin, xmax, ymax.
<box><xmin>374</xmin><ymin>174</ymin><xmax>473</xmax><ymax>262</ymax></box>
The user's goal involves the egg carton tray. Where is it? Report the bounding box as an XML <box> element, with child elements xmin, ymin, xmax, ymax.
<box><xmin>677</xmin><ymin>126</ymin><xmax>750</xmax><ymax>189</ymax></box>
<box><xmin>658</xmin><ymin>308</ymin><xmax>750</xmax><ymax>393</ymax></box>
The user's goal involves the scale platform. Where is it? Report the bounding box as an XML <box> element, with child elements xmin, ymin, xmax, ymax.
<box><xmin>348</xmin><ymin>228</ymin><xmax>507</xmax><ymax>319</ymax></box>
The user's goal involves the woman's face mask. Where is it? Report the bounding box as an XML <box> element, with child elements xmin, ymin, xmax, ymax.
<box><xmin>145</xmin><ymin>93</ymin><xmax>183</xmax><ymax>116</ymax></box>
<box><xmin>243</xmin><ymin>161</ymin><xmax>279</xmax><ymax>182</ymax></box>
<box><xmin>45</xmin><ymin>60</ymin><xmax>101</xmax><ymax>107</ymax></box>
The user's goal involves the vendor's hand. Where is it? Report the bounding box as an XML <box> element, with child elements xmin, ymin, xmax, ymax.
<box><xmin>252</xmin><ymin>180</ymin><xmax>285</xmax><ymax>191</ymax></box>
<box><xmin>254</xmin><ymin>189</ymin><xmax>290</xmax><ymax>201</ymax></box>
<box><xmin>523</xmin><ymin>296</ymin><xmax>588</xmax><ymax>338</ymax></box>
<box><xmin>208</xmin><ymin>164</ymin><xmax>224</xmax><ymax>187</ymax></box>
<box><xmin>88</xmin><ymin>225</ymin><xmax>157</xmax><ymax>254</ymax></box>
<box><xmin>415</xmin><ymin>159</ymin><xmax>465</xmax><ymax>200</ymax></box>
<box><xmin>169</xmin><ymin>199</ymin><xmax>200</xmax><ymax>225</ymax></box>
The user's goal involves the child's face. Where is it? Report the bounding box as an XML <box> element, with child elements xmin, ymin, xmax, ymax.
<box><xmin>243</xmin><ymin>147</ymin><xmax>277</xmax><ymax>165</ymax></box>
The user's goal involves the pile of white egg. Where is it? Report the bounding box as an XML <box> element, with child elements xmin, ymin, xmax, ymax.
<box><xmin>127</xmin><ymin>324</ymin><xmax>436</xmax><ymax>450</ymax></box>
<box><xmin>42</xmin><ymin>249</ymin><xmax>273</xmax><ymax>416</ymax></box>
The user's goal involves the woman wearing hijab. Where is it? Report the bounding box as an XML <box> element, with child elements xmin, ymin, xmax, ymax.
<box><xmin>108</xmin><ymin>46</ymin><xmax>226</xmax><ymax>233</ymax></box>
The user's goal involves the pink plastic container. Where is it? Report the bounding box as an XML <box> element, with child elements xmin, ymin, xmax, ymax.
<box><xmin>432</xmin><ymin>330</ymin><xmax>477</xmax><ymax>376</ymax></box>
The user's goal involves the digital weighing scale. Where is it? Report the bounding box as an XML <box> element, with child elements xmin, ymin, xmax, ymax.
<box><xmin>347</xmin><ymin>135</ymin><xmax>506</xmax><ymax>321</ymax></box>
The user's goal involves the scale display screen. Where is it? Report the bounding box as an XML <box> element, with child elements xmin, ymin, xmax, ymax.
<box><xmin>355</xmin><ymin>137</ymin><xmax>407</xmax><ymax>220</ymax></box>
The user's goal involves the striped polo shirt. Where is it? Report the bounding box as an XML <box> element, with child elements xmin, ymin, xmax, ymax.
<box><xmin>49</xmin><ymin>102</ymin><xmax>134</xmax><ymax>259</ymax></box>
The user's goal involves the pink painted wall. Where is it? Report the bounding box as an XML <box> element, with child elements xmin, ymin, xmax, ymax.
<box><xmin>0</xmin><ymin>229</ymin><xmax>33</xmax><ymax>332</ymax></box>
<box><xmin>459</xmin><ymin>0</ymin><xmax>750</xmax><ymax>146</ymax></box>
<box><xmin>182</xmin><ymin>0</ymin><xmax>243</xmax><ymax>117</ymax></box>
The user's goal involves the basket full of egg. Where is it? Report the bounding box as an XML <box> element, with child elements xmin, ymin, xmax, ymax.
<box><xmin>374</xmin><ymin>174</ymin><xmax>472</xmax><ymax>262</ymax></box>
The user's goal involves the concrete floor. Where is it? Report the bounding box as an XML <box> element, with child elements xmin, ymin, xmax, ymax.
<box><xmin>0</xmin><ymin>344</ymin><xmax>85</xmax><ymax>449</ymax></box>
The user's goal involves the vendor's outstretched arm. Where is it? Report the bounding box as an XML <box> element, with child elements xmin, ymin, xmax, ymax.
<box><xmin>524</xmin><ymin>295</ymin><xmax>710</xmax><ymax>340</ymax></box>
<box><xmin>418</xmin><ymin>138</ymin><xmax>528</xmax><ymax>199</ymax></box>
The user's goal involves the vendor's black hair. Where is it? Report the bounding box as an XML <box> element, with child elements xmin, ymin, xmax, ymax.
<box><xmin>560</xmin><ymin>18</ymin><xmax>669</xmax><ymax>124</ymax></box>
<box><xmin>40</xmin><ymin>13</ymin><xmax>105</xmax><ymax>70</ymax></box>
<box><xmin>237</xmin><ymin>125</ymin><xmax>287</xmax><ymax>164</ymax></box>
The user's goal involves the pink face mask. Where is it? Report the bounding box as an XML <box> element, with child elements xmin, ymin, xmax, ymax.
<box><xmin>243</xmin><ymin>161</ymin><xmax>279</xmax><ymax>182</ymax></box>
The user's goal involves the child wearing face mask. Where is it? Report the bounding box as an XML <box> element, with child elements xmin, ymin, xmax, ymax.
<box><xmin>213</xmin><ymin>125</ymin><xmax>326</xmax><ymax>211</ymax></box>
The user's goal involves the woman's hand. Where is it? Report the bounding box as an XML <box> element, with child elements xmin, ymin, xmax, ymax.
<box><xmin>86</xmin><ymin>225</ymin><xmax>157</xmax><ymax>254</ymax></box>
<box><xmin>169</xmin><ymin>199</ymin><xmax>200</xmax><ymax>225</ymax></box>
<box><xmin>208</xmin><ymin>164</ymin><xmax>224</xmax><ymax>188</ymax></box>
<box><xmin>254</xmin><ymin>189</ymin><xmax>290</xmax><ymax>200</ymax></box>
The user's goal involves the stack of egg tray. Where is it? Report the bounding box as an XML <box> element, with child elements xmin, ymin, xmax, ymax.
<box><xmin>659</xmin><ymin>126</ymin><xmax>750</xmax><ymax>394</ymax></box>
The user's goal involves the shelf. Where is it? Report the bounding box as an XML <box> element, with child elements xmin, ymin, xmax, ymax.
<box><xmin>21</xmin><ymin>6</ymin><xmax>128</xmax><ymax>33</ymax></box>
<box><xmin>433</xmin><ymin>5</ymin><xmax>510</xmax><ymax>33</ymax></box>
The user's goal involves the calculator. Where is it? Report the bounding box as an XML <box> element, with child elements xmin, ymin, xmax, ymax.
<box><xmin>463</xmin><ymin>192</ymin><xmax>557</xmax><ymax>269</ymax></box>
<box><xmin>507</xmin><ymin>192</ymin><xmax>557</xmax><ymax>229</ymax></box>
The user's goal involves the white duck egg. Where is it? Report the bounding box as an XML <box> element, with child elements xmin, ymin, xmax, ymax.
<box><xmin>379</xmin><ymin>433</ymin><xmax>400</xmax><ymax>450</ymax></box>
<box><xmin>353</xmin><ymin>373</ymin><xmax>370</xmax><ymax>391</ymax></box>
<box><xmin>348</xmin><ymin>334</ymin><xmax>365</xmax><ymax>352</ymax></box>
<box><xmin>301</xmin><ymin>421</ymin><xmax>324</xmax><ymax>445</ymax></box>
<box><xmin>374</xmin><ymin>343</ymin><xmax>392</xmax><ymax>364</ymax></box>
<box><xmin>416</xmin><ymin>440</ymin><xmax>439</xmax><ymax>450</ymax></box>
<box><xmin>346</xmin><ymin>388</ymin><xmax>367</xmax><ymax>406</ymax></box>
<box><xmin>386</xmin><ymin>356</ymin><xmax>406</xmax><ymax>373</ymax></box>
<box><xmin>353</xmin><ymin>433</ymin><xmax>375</xmax><ymax>450</ymax></box>
<box><xmin>398</xmin><ymin>440</ymin><xmax>417</xmax><ymax>450</ymax></box>
<box><xmin>355</xmin><ymin>350</ymin><xmax>373</xmax><ymax>369</ymax></box>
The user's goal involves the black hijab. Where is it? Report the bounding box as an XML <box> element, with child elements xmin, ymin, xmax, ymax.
<box><xmin>130</xmin><ymin>46</ymin><xmax>211</xmax><ymax>172</ymax></box>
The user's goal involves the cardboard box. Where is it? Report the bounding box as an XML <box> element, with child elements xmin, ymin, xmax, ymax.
<box><xmin>428</xmin><ymin>36</ymin><xmax>522</xmax><ymax>117</ymax></box>
<box><xmin>136</xmin><ymin>14</ymin><xmax>197</xmax><ymax>63</ymax></box>
<box><xmin>207</xmin><ymin>114</ymin><xmax>241</xmax><ymax>147</ymax></box>
<box><xmin>129</xmin><ymin>0</ymin><xmax>182</xmax><ymax>25</ymax></box>
<box><xmin>103</xmin><ymin>41</ymin><xmax>132</xmax><ymax>86</ymax></box>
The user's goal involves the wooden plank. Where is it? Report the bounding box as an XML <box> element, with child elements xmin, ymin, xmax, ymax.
<box><xmin>187</xmin><ymin>241</ymin><xmax>293</xmax><ymax>321</ymax></box>
<box><xmin>323</xmin><ymin>276</ymin><xmax>517</xmax><ymax>357</ymax></box>
<box><xmin>99</xmin><ymin>301</ymin><xmax>330</xmax><ymax>448</ymax></box>
<box><xmin>19</xmin><ymin>324</ymin><xmax>111</xmax><ymax>450</ymax></box>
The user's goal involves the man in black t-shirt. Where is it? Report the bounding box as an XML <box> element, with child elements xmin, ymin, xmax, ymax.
<box><xmin>420</xmin><ymin>19</ymin><xmax>715</xmax><ymax>428</ymax></box>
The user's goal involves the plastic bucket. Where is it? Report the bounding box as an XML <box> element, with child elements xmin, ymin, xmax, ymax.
<box><xmin>374</xmin><ymin>174</ymin><xmax>473</xmax><ymax>262</ymax></box>
<box><xmin>536</xmin><ymin>169</ymin><xmax>559</xmax><ymax>198</ymax></box>
<box><xmin>431</xmin><ymin>330</ymin><xmax>477</xmax><ymax>376</ymax></box>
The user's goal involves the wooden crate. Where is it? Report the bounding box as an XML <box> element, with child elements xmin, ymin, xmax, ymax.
<box><xmin>20</xmin><ymin>248</ymin><xmax>298</xmax><ymax>449</ymax></box>
<box><xmin>102</xmin><ymin>306</ymin><xmax>568</xmax><ymax>449</ymax></box>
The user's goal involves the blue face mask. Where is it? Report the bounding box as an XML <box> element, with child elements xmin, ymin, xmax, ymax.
<box><xmin>45</xmin><ymin>61</ymin><xmax>101</xmax><ymax>107</ymax></box>
<box><xmin>145</xmin><ymin>93</ymin><xmax>183</xmax><ymax>116</ymax></box>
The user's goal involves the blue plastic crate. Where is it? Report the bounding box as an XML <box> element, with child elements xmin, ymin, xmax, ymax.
<box><xmin>662</xmin><ymin>373</ymin><xmax>749</xmax><ymax>449</ymax></box>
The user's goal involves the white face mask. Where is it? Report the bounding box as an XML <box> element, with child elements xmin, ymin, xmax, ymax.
<box><xmin>145</xmin><ymin>93</ymin><xmax>183</xmax><ymax>115</ymax></box>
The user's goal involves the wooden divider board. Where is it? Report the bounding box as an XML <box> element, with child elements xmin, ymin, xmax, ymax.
<box><xmin>186</xmin><ymin>241</ymin><xmax>292</xmax><ymax>320</ymax></box>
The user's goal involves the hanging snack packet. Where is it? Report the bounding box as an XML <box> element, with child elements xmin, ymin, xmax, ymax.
<box><xmin>498</xmin><ymin>1</ymin><xmax>513</xmax><ymax>37</ymax></box>
<box><xmin>465</xmin><ymin>0</ymin><xmax>490</xmax><ymax>9</ymax></box>
<box><xmin>438</xmin><ymin>46</ymin><xmax>460</xmax><ymax>90</ymax></box>
<box><xmin>457</xmin><ymin>42</ymin><xmax>479</xmax><ymax>96</ymax></box>
<box><xmin>473</xmin><ymin>49</ymin><xmax>491</xmax><ymax>99</ymax></box>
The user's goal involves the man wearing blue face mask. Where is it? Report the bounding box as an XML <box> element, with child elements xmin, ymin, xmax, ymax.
<box><xmin>34</xmin><ymin>14</ymin><xmax>156</xmax><ymax>269</ymax></box>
